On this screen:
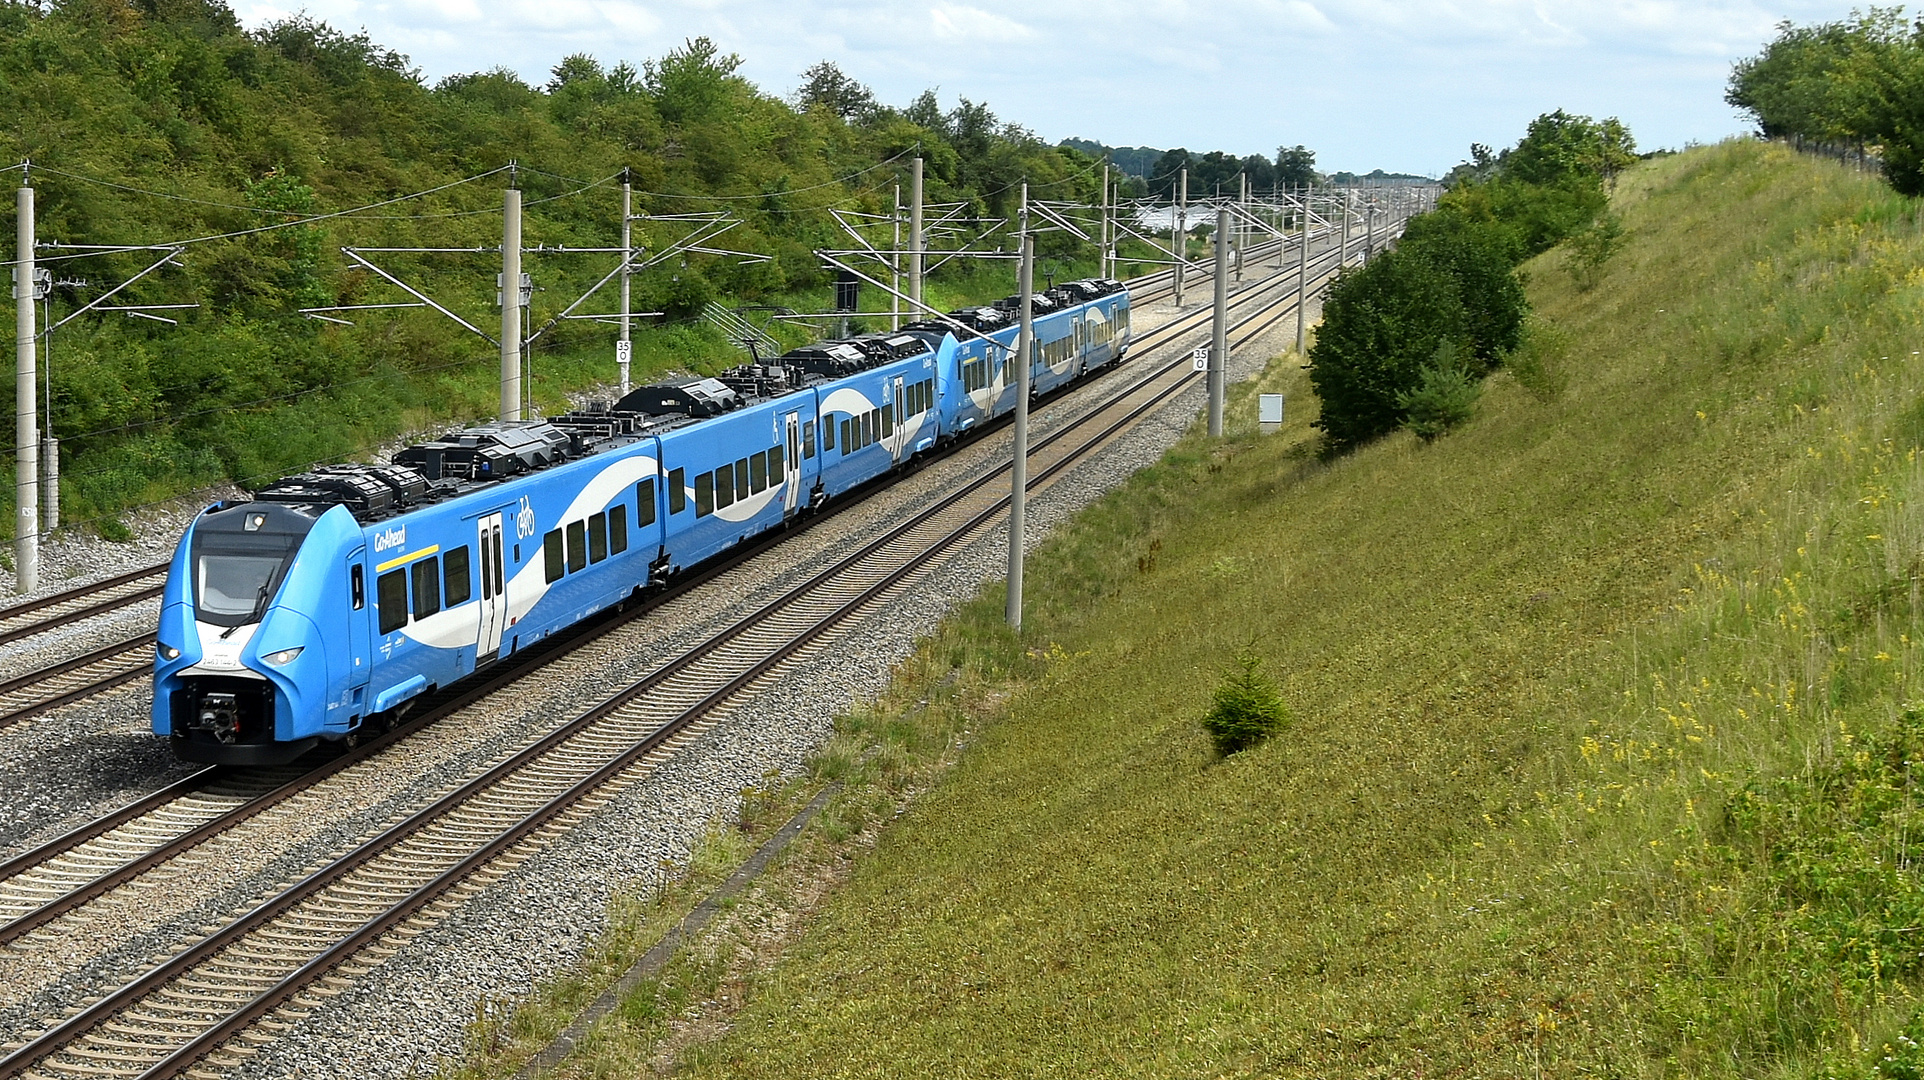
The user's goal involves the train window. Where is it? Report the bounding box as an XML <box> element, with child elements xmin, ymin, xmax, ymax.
<box><xmin>769</xmin><ymin>443</ymin><xmax>785</xmax><ymax>484</ymax></box>
<box><xmin>866</xmin><ymin>410</ymin><xmax>877</xmax><ymax>445</ymax></box>
<box><xmin>734</xmin><ymin>457</ymin><xmax>750</xmax><ymax>501</ymax></box>
<box><xmin>881</xmin><ymin>403</ymin><xmax>894</xmax><ymax>438</ymax></box>
<box><xmin>588</xmin><ymin>512</ymin><xmax>608</xmax><ymax>563</ymax></box>
<box><xmin>377</xmin><ymin>570</ymin><xmax>408</xmax><ymax>634</ymax></box>
<box><xmin>749</xmin><ymin>452</ymin><xmax>767</xmax><ymax>494</ymax></box>
<box><xmin>609</xmin><ymin>505</ymin><xmax>628</xmax><ymax>555</ymax></box>
<box><xmin>821</xmin><ymin>416</ymin><xmax>835</xmax><ymax>451</ymax></box>
<box><xmin>566</xmin><ymin>521</ymin><xmax>587</xmax><ymax>573</ymax></box>
<box><xmin>839</xmin><ymin>417</ymin><xmax>851</xmax><ymax>453</ymax></box>
<box><xmin>668</xmin><ymin>468</ymin><xmax>686</xmax><ymax>514</ymax></box>
<box><xmin>714</xmin><ymin>463</ymin><xmax>735</xmax><ymax>509</ymax></box>
<box><xmin>444</xmin><ymin>546</ymin><xmax>471</xmax><ymax>607</ymax></box>
<box><xmin>543</xmin><ymin>530</ymin><xmax>564</xmax><ymax>583</ymax></box>
<box><xmin>636</xmin><ymin>479</ymin><xmax>656</xmax><ymax>527</ymax></box>
<box><xmin>412</xmin><ymin>557</ymin><xmax>441</xmax><ymax>619</ymax></box>
<box><xmin>695</xmin><ymin>471</ymin><xmax>714</xmax><ymax>516</ymax></box>
<box><xmin>351</xmin><ymin>564</ymin><xmax>365</xmax><ymax>611</ymax></box>
<box><xmin>803</xmin><ymin>420</ymin><xmax>816</xmax><ymax>458</ymax></box>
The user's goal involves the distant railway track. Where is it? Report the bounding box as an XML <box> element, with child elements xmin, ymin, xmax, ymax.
<box><xmin>0</xmin><ymin>225</ymin><xmax>1369</xmax><ymax>955</ymax></box>
<box><xmin>0</xmin><ymin>633</ymin><xmax>155</xmax><ymax>731</ymax></box>
<box><xmin>0</xmin><ymin>224</ymin><xmax>1388</xmax><ymax>1077</ymax></box>
<box><xmin>0</xmin><ymin>566</ymin><xmax>165</xmax><ymax>650</ymax></box>
<box><xmin>0</xmin><ymin>233</ymin><xmax>1326</xmax><ymax>732</ymax></box>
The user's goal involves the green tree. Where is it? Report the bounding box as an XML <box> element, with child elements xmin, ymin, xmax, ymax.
<box><xmin>1201</xmin><ymin>646</ymin><xmax>1292</xmax><ymax>756</ymax></box>
<box><xmin>1276</xmin><ymin>144</ymin><xmax>1316</xmax><ymax>187</ymax></box>
<box><xmin>1395</xmin><ymin>340</ymin><xmax>1482</xmax><ymax>440</ymax></box>
<box><xmin>1308</xmin><ymin>250</ymin><xmax>1469</xmax><ymax>450</ymax></box>
<box><xmin>1397</xmin><ymin>210</ymin><xmax>1528</xmax><ymax>362</ymax></box>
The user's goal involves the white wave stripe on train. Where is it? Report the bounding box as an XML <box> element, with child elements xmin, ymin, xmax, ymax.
<box><xmin>402</xmin><ymin>454</ymin><xmax>661</xmax><ymax>649</ymax></box>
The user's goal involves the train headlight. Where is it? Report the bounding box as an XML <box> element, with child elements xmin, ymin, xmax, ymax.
<box><xmin>263</xmin><ymin>647</ymin><xmax>303</xmax><ymax>667</ymax></box>
<box><xmin>157</xmin><ymin>643</ymin><xmax>180</xmax><ymax>661</ymax></box>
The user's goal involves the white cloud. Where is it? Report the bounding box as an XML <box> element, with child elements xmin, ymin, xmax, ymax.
<box><xmin>228</xmin><ymin>0</ymin><xmax>1849</xmax><ymax>174</ymax></box>
<box><xmin>929</xmin><ymin>5</ymin><xmax>1036</xmax><ymax>40</ymax></box>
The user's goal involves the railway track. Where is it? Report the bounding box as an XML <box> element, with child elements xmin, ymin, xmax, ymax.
<box><xmin>0</xmin><ymin>567</ymin><xmax>166</xmax><ymax>651</ymax></box>
<box><xmin>0</xmin><ymin>634</ymin><xmax>155</xmax><ymax>731</ymax></box>
<box><xmin>0</xmin><ymin>223</ymin><xmax>1387</xmax><ymax>1077</ymax></box>
<box><xmin>0</xmin><ymin>229</ymin><xmax>1336</xmax><ymax>732</ymax></box>
<box><xmin>0</xmin><ymin>224</ymin><xmax>1369</xmax><ymax>957</ymax></box>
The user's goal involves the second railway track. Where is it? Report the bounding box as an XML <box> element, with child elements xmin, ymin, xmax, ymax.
<box><xmin>0</xmin><ymin>222</ymin><xmax>1384</xmax><ymax>1077</ymax></box>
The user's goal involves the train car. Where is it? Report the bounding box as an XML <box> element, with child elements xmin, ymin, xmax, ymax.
<box><xmin>152</xmin><ymin>280</ymin><xmax>1128</xmax><ymax>765</ymax></box>
<box><xmin>919</xmin><ymin>277</ymin><xmax>1130</xmax><ymax>434</ymax></box>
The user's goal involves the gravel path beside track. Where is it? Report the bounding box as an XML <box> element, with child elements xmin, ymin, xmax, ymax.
<box><xmin>0</xmin><ymin>260</ymin><xmax>1334</xmax><ymax>1076</ymax></box>
<box><xmin>215</xmin><ymin>289</ymin><xmax>1319</xmax><ymax>1079</ymax></box>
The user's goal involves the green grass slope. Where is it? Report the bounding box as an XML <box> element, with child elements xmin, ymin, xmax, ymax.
<box><xmin>664</xmin><ymin>140</ymin><xmax>1924</xmax><ymax>1077</ymax></box>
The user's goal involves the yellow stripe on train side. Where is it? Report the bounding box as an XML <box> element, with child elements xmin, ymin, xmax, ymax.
<box><xmin>375</xmin><ymin>544</ymin><xmax>440</xmax><ymax>572</ymax></box>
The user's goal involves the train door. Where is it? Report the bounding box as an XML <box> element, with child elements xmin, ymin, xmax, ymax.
<box><xmin>345</xmin><ymin>546</ymin><xmax>371</xmax><ymax>720</ymax></box>
<box><xmin>476</xmin><ymin>511</ymin><xmax>508</xmax><ymax>663</ymax></box>
<box><xmin>782</xmin><ymin>411</ymin><xmax>803</xmax><ymax>517</ymax></box>
<box><xmin>890</xmin><ymin>376</ymin><xmax>906</xmax><ymax>462</ymax></box>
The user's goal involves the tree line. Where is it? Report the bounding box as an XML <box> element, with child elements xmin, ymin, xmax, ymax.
<box><xmin>1727</xmin><ymin>10</ymin><xmax>1924</xmax><ymax>195</ymax></box>
<box><xmin>0</xmin><ymin>0</ymin><xmax>1111</xmax><ymax>536</ymax></box>
<box><xmin>1308</xmin><ymin>110</ymin><xmax>1636</xmax><ymax>450</ymax></box>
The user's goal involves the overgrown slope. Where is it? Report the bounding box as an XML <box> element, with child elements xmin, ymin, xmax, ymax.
<box><xmin>0</xmin><ymin>0</ymin><xmax>1112</xmax><ymax>536</ymax></box>
<box><xmin>635</xmin><ymin>140</ymin><xmax>1924</xmax><ymax>1077</ymax></box>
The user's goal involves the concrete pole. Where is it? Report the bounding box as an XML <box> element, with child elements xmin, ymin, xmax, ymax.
<box><xmin>1296</xmin><ymin>184</ymin><xmax>1311</xmax><ymax>355</ymax></box>
<box><xmin>1100</xmin><ymin>163</ymin><xmax>1112</xmax><ymax>279</ymax></box>
<box><xmin>1340</xmin><ymin>189</ymin><xmax>1351</xmax><ymax>269</ymax></box>
<box><xmin>1006</xmin><ymin>232</ymin><xmax>1033</xmax><ymax>630</ymax></box>
<box><xmin>14</xmin><ymin>182</ymin><xmax>36</xmax><ymax>593</ymax></box>
<box><xmin>618</xmin><ymin>178</ymin><xmax>632</xmax><ymax>396</ymax></box>
<box><xmin>909</xmin><ymin>158</ymin><xmax>924</xmax><ymax>311</ymax></box>
<box><xmin>501</xmin><ymin>186</ymin><xmax>522</xmax><ymax>422</ymax></box>
<box><xmin>891</xmin><ymin>183</ymin><xmax>901</xmax><ymax>331</ymax></box>
<box><xmin>1174</xmin><ymin>167</ymin><xmax>1187</xmax><ymax>306</ymax></box>
<box><xmin>40</xmin><ymin>289</ymin><xmax>54</xmax><ymax>530</ymax></box>
<box><xmin>1239</xmin><ymin>172</ymin><xmax>1254</xmax><ymax>282</ymax></box>
<box><xmin>1209</xmin><ymin>205</ymin><xmax>1228</xmax><ymax>438</ymax></box>
<box><xmin>1365</xmin><ymin>195</ymin><xmax>1376</xmax><ymax>264</ymax></box>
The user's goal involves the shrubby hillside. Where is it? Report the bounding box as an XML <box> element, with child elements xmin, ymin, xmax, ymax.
<box><xmin>0</xmin><ymin>0</ymin><xmax>1105</xmax><ymax>537</ymax></box>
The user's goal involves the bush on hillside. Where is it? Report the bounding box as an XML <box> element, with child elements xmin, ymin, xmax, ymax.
<box><xmin>1202</xmin><ymin>647</ymin><xmax>1291</xmax><ymax>756</ymax></box>
<box><xmin>1308</xmin><ymin>250</ymin><xmax>1468</xmax><ymax>450</ymax></box>
<box><xmin>1397</xmin><ymin>211</ymin><xmax>1528</xmax><ymax>362</ymax></box>
<box><xmin>1396</xmin><ymin>341</ymin><xmax>1481</xmax><ymax>440</ymax></box>
<box><xmin>1727</xmin><ymin>12</ymin><xmax>1924</xmax><ymax>196</ymax></box>
<box><xmin>1564</xmin><ymin>211</ymin><xmax>1624</xmax><ymax>291</ymax></box>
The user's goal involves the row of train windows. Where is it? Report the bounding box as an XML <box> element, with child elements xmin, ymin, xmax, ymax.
<box><xmin>904</xmin><ymin>377</ymin><xmax>934</xmax><ymax>416</ymax></box>
<box><xmin>693</xmin><ymin>444</ymin><xmax>787</xmax><ymax>518</ymax></box>
<box><xmin>1037</xmin><ymin>336</ymin><xmax>1073</xmax><ymax>367</ymax></box>
<box><xmin>839</xmin><ymin>405</ymin><xmax>891</xmax><ymax>454</ymax></box>
<box><xmin>371</xmin><ymin>546</ymin><xmax>475</xmax><ymax>635</ymax></box>
<box><xmin>543</xmin><ymin>504</ymin><xmax>631</xmax><ymax>583</ymax></box>
<box><xmin>543</xmin><ymin>481</ymin><xmax>663</xmax><ymax>583</ymax></box>
<box><xmin>961</xmin><ymin>355</ymin><xmax>992</xmax><ymax>392</ymax></box>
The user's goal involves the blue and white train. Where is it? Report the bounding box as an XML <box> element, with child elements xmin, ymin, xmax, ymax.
<box><xmin>153</xmin><ymin>279</ymin><xmax>1130</xmax><ymax>763</ymax></box>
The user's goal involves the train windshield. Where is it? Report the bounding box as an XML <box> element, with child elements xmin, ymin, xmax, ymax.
<box><xmin>197</xmin><ymin>552</ymin><xmax>289</xmax><ymax>620</ymax></box>
<box><xmin>189</xmin><ymin>503</ymin><xmax>314</xmax><ymax>627</ymax></box>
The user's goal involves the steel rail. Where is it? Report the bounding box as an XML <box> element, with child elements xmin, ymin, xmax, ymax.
<box><xmin>0</xmin><ymin>216</ymin><xmax>1383</xmax><ymax>1079</ymax></box>
<box><xmin>13</xmin><ymin>234</ymin><xmax>1289</xmax><ymax>1079</ymax></box>
<box><xmin>0</xmin><ymin>226</ymin><xmax>1366</xmax><ymax>996</ymax></box>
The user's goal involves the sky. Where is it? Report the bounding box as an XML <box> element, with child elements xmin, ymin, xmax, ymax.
<box><xmin>231</xmin><ymin>0</ymin><xmax>1854</xmax><ymax>177</ymax></box>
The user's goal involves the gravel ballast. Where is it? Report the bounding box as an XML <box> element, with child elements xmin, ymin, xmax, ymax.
<box><xmin>0</xmin><ymin>275</ymin><xmax>1326</xmax><ymax>1075</ymax></box>
<box><xmin>222</xmin><ymin>288</ymin><xmax>1316</xmax><ymax>1080</ymax></box>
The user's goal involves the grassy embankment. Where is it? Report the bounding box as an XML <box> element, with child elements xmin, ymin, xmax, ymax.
<box><xmin>456</xmin><ymin>138</ymin><xmax>1924</xmax><ymax>1077</ymax></box>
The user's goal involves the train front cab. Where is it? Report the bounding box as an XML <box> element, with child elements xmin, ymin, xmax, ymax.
<box><xmin>154</xmin><ymin>501</ymin><xmax>366</xmax><ymax>764</ymax></box>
